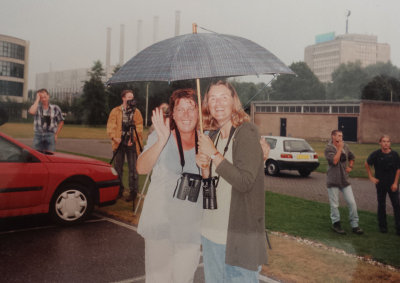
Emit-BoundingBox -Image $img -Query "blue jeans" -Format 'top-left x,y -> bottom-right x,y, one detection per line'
33,132 -> 55,151
327,185 -> 359,228
201,236 -> 259,283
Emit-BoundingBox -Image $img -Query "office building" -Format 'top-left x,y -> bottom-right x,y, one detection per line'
0,34 -> 29,102
304,33 -> 390,82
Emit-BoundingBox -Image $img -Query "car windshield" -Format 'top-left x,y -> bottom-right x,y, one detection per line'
264,138 -> 277,149
283,140 -> 313,152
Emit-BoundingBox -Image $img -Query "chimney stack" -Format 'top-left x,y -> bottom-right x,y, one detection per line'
175,10 -> 180,36
106,27 -> 111,77
137,20 -> 142,54
153,16 -> 159,43
119,24 -> 125,66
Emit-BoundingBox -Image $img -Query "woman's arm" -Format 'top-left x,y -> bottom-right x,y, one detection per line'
216,123 -> 263,193
136,107 -> 170,174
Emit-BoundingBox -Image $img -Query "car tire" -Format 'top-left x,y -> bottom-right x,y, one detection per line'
265,160 -> 279,176
298,169 -> 312,177
50,183 -> 94,225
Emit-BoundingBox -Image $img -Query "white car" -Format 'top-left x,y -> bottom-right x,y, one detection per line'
262,136 -> 320,177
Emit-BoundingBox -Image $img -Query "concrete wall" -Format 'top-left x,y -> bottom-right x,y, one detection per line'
359,101 -> 400,143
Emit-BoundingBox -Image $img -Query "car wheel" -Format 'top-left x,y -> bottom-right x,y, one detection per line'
298,169 -> 311,177
50,183 -> 94,225
265,160 -> 279,176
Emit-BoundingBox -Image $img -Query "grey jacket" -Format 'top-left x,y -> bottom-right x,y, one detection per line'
324,140 -> 355,188
214,122 -> 268,271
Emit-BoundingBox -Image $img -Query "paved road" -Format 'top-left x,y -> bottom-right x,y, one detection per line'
0,214 -> 276,283
18,138 -> 390,215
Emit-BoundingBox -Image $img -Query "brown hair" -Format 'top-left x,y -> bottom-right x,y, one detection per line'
36,88 -> 49,96
331,130 -> 342,136
379,135 -> 390,142
169,88 -> 198,130
121,89 -> 134,98
202,80 -> 249,130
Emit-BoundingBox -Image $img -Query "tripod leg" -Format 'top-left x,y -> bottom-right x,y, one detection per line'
134,171 -> 151,215
265,229 -> 272,249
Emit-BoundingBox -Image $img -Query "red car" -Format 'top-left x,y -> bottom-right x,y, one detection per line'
0,132 -> 120,224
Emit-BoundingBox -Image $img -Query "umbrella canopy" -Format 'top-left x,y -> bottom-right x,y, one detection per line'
107,32 -> 293,84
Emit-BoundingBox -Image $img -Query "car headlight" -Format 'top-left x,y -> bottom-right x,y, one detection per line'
111,167 -> 118,176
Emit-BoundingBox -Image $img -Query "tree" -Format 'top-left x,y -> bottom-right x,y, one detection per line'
327,61 -> 368,100
364,62 -> 400,80
270,62 -> 325,100
82,61 -> 108,125
362,75 -> 400,102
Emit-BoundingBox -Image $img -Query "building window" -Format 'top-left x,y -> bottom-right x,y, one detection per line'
0,61 -> 24,78
256,104 -> 359,114
0,41 -> 25,60
0,80 -> 23,97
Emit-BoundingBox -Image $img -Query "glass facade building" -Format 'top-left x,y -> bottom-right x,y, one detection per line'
0,34 -> 29,101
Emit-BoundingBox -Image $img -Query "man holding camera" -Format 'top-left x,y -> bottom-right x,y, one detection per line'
28,88 -> 64,151
324,130 -> 363,235
107,90 -> 143,202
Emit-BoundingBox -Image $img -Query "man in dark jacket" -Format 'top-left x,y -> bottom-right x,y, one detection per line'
324,130 -> 363,235
365,135 -> 400,235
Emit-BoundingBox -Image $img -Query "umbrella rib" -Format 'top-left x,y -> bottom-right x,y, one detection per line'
214,34 -> 260,77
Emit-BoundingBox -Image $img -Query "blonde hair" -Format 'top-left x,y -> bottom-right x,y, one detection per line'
202,80 -> 249,130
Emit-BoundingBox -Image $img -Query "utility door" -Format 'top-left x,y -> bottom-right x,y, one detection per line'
338,117 -> 357,142
280,118 -> 287,137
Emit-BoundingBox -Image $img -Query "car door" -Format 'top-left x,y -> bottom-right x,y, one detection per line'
0,136 -> 48,213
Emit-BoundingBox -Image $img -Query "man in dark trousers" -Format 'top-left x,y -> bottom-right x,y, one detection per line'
107,90 -> 143,202
365,135 -> 400,235
324,130 -> 363,235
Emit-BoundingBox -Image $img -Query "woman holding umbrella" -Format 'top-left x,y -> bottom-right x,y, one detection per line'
196,80 -> 268,282
136,88 -> 202,283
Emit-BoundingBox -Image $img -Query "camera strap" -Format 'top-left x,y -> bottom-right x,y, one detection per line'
173,128 -> 199,199
210,126 -> 236,187
175,127 -> 199,172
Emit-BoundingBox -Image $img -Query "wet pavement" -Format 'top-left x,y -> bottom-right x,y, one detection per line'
0,214 -> 276,283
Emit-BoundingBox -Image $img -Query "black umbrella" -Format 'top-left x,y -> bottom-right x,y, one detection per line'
108,24 -> 294,131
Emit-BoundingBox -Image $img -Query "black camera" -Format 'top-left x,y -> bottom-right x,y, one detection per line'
174,173 -> 202,202
202,177 -> 218,210
126,99 -> 137,112
340,153 -> 347,162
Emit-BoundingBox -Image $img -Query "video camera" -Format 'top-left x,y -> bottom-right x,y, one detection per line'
126,99 -> 137,111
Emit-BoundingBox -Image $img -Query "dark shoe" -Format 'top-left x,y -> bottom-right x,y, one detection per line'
379,227 -> 388,233
352,227 -> 364,235
332,222 -> 346,235
125,193 -> 137,202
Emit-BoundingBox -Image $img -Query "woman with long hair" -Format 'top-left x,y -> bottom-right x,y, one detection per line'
197,80 -> 268,282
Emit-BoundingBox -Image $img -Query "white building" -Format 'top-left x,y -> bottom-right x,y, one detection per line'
304,33 -> 390,82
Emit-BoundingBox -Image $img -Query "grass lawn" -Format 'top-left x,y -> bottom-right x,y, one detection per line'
266,191 -> 400,267
309,141 -> 400,178
0,122 -> 109,139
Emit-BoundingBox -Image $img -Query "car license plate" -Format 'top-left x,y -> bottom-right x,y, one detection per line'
297,154 -> 310,160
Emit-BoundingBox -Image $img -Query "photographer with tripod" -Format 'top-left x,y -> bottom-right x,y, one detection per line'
107,90 -> 143,202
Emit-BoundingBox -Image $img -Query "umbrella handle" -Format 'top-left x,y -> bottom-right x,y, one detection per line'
196,78 -> 203,133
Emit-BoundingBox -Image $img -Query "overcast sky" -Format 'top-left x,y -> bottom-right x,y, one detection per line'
1,0 -> 399,88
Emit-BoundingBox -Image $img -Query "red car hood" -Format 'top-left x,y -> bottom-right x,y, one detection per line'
43,152 -> 110,166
